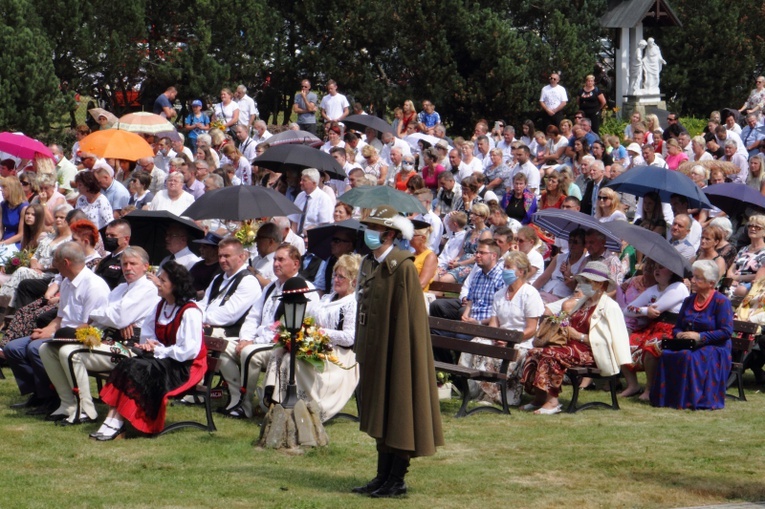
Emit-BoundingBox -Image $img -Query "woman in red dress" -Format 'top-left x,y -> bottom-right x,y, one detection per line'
91,261 -> 206,440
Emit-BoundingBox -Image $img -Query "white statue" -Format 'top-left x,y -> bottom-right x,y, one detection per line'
629,39 -> 647,95
642,37 -> 666,94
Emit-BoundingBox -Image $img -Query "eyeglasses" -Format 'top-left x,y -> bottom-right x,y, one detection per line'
476,250 -> 494,256
333,273 -> 349,281
667,117 -> 676,121
597,195 -> 610,201
549,77 -> 558,82
748,225 -> 763,231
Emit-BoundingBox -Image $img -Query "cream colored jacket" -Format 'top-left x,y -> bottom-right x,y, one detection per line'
586,293 -> 631,376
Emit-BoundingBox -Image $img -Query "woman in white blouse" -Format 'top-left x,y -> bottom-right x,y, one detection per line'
263,254 -> 361,421
620,262 -> 689,400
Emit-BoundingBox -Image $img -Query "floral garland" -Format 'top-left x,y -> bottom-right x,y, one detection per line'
75,325 -> 103,349
3,248 -> 32,274
272,316 -> 342,372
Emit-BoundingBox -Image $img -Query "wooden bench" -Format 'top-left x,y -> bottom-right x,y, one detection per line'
429,316 -> 523,417
429,280 -> 463,298
657,312 -> 759,401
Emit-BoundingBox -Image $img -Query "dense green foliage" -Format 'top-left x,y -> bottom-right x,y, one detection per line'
3,0 -> 765,135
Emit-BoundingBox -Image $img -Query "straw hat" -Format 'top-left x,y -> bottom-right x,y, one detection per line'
575,261 -> 616,292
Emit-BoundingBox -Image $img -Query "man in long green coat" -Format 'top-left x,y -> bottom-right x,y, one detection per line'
353,205 -> 444,498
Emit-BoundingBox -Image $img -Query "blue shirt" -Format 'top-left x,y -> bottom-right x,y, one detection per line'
102,180 -> 131,211
184,113 -> 210,140
417,110 -> 441,128
466,263 -> 505,321
153,94 -> 173,117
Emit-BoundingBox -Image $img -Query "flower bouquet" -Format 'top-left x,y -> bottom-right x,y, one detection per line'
235,220 -> 259,248
209,119 -> 227,134
272,316 -> 342,372
75,325 -> 103,349
3,248 -> 32,274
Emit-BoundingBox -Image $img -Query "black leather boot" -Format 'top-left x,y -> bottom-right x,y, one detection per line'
370,454 -> 409,498
352,451 -> 393,494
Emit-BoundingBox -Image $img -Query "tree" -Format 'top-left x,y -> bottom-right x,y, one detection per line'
0,0 -> 70,134
646,0 -> 765,116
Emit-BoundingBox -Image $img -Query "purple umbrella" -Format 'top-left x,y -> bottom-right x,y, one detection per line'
703,182 -> 765,217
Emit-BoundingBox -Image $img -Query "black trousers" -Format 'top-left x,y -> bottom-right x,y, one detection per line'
16,278 -> 51,309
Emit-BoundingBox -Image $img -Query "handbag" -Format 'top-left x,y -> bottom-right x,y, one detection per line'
532,315 -> 569,348
660,338 -> 697,351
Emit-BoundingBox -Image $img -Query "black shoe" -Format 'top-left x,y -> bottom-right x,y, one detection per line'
56,415 -> 96,427
11,395 -> 42,409
370,480 -> 408,498
90,426 -> 125,441
352,477 -> 386,494
221,406 -> 248,419
44,413 -> 68,422
26,399 -> 60,416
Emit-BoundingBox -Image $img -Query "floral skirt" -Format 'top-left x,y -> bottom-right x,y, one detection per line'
2,298 -> 57,348
627,321 -> 675,371
521,340 -> 594,398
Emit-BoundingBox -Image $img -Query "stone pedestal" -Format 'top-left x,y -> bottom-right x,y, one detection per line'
622,94 -> 667,117
258,400 -> 329,451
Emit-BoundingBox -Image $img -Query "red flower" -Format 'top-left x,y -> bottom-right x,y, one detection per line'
11,258 -> 20,266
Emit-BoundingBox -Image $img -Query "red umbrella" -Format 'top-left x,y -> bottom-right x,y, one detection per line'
0,132 -> 54,160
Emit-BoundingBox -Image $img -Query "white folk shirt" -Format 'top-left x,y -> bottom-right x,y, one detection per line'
57,267 -> 111,328
239,279 -> 319,343
89,275 -> 161,330
199,266 -> 262,327
140,302 -> 203,362
250,252 -> 276,283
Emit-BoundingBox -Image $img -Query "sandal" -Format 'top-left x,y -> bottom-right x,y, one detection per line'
534,405 -> 562,415
520,403 -> 542,412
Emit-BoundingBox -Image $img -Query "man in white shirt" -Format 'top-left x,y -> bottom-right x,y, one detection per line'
158,223 -> 202,271
153,137 -> 172,173
148,172 -> 196,216
475,135 -> 492,169
233,125 -> 258,163
539,72 -> 568,129
413,189 -> 443,254
250,222 -> 282,287
199,238 -> 261,341
5,242 -> 111,415
668,195 -> 702,250
511,145 -> 541,195
272,216 -> 305,255
251,120 -> 272,145
291,168 -> 334,233
668,214 -> 696,260
168,135 -> 194,161
380,131 -> 411,166
722,140 -> 749,184
642,145 -> 668,169
715,125 -> 748,158
40,247 -> 160,425
320,79 -> 350,125
220,244 -> 318,418
234,85 -> 258,131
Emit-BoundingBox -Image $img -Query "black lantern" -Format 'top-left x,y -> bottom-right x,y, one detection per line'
279,276 -> 311,409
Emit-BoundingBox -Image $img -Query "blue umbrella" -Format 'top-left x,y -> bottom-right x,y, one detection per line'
703,182 -> 765,217
604,166 -> 713,210
531,209 -> 622,252
604,221 -> 691,278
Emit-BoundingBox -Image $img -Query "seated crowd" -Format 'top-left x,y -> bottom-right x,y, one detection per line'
1,82 -> 764,439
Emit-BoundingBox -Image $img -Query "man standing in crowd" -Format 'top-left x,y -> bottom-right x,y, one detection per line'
320,80 -> 350,125
293,79 -> 318,134
234,85 -> 258,133
539,73 -> 568,129
153,86 -> 177,119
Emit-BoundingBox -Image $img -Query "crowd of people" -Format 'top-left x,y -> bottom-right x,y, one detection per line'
1,72 -> 764,497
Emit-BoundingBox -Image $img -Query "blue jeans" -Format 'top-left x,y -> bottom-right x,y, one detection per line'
4,336 -> 54,398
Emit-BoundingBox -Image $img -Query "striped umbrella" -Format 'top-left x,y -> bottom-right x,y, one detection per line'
116,112 -> 175,135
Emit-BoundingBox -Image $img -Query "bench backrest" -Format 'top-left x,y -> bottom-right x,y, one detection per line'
429,316 -> 523,361
657,312 -> 759,353
202,335 -> 227,384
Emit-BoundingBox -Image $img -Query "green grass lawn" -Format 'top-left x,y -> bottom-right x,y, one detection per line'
1,370 -> 764,509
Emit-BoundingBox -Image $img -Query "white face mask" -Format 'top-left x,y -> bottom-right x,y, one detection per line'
578,283 -> 596,297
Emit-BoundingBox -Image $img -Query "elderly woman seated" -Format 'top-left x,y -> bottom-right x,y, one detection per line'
263,254 -> 360,421
520,261 -> 631,415
650,260 -> 734,410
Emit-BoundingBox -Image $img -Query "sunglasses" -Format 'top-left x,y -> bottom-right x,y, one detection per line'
20,181 -> 30,186
597,195 -> 610,200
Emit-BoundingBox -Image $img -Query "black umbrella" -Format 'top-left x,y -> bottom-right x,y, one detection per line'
605,166 -> 713,210
342,114 -> 394,135
122,210 -> 205,265
306,219 -> 370,260
604,221 -> 691,278
182,185 -> 301,221
531,209 -> 622,252
252,144 -> 346,180
703,182 -> 765,217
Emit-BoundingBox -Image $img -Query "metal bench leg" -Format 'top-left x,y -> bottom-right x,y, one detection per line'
608,375 -> 620,410
566,373 -> 582,413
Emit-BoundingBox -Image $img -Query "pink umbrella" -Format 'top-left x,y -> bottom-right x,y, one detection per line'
0,132 -> 54,160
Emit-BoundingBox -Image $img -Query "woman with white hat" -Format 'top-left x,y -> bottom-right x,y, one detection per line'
521,260 -> 631,414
